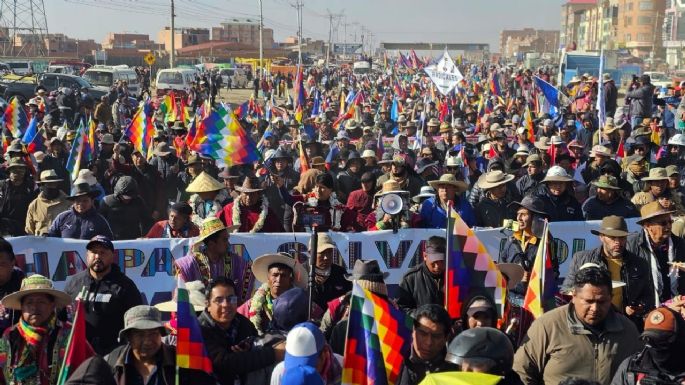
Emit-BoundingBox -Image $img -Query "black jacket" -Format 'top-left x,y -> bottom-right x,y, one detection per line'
532,184 -> 583,222
64,264 -> 143,355
475,194 -> 514,228
397,263 -> 444,317
397,348 -> 458,385
516,172 -> 544,198
310,264 -> 351,311
105,344 -> 215,385
0,268 -> 24,334
562,246 -> 652,319
581,196 -> 640,220
0,179 -> 37,236
336,169 -> 362,203
625,232 -> 685,306
100,176 -> 153,240
198,311 -> 276,385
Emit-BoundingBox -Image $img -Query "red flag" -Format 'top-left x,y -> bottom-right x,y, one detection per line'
615,139 -> 625,159
547,143 -> 556,166
488,145 -> 497,159
56,294 -> 95,385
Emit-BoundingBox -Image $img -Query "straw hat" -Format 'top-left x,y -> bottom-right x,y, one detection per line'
252,253 -> 308,288
427,118 -> 440,127
534,137 -> 550,150
234,176 -> 264,193
590,145 -> 611,158
154,142 -> 172,156
476,170 -> 515,190
155,281 -> 207,312
375,179 -> 407,196
439,122 -> 452,133
361,149 -> 376,159
428,174 -> 468,193
192,217 -> 237,251
186,172 -> 224,193
637,201 -> 675,225
2,274 -> 72,310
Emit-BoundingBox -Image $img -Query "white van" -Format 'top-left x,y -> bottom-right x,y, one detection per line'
7,61 -> 35,75
219,67 -> 248,88
82,65 -> 141,97
155,68 -> 197,95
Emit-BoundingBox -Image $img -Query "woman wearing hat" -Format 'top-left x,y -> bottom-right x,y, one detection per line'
0,275 -> 72,385
186,171 -> 231,228
216,176 -> 283,233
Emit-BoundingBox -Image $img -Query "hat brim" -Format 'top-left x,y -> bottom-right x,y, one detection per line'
252,254 -> 308,288
154,300 -> 205,312
191,224 -> 239,251
412,193 -> 435,203
37,178 -> 64,184
507,201 -> 548,216
477,174 -> 515,190
234,186 -> 264,193
67,191 -> 99,200
2,288 -> 72,310
590,228 -> 630,237
428,179 -> 468,193
591,182 -> 621,190
155,150 -> 172,156
118,320 -> 167,342
642,176 -> 669,182
636,210 -> 676,225
542,175 -> 574,183
497,263 -> 524,290
344,272 -> 390,281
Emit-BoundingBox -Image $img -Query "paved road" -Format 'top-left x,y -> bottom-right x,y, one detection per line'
214,87 -> 292,106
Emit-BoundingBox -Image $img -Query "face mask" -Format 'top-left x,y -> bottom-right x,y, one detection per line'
40,186 -> 60,200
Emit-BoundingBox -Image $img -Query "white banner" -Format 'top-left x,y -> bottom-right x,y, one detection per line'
6,219 -> 640,304
424,50 -> 463,96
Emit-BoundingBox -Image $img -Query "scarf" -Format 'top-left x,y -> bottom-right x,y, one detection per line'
248,283 -> 274,334
194,251 -> 231,286
644,231 -> 676,307
14,316 -> 57,384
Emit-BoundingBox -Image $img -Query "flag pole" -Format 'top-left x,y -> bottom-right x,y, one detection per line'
308,225 -> 319,320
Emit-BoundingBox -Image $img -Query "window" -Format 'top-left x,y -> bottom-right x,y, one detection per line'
625,16 -> 633,25
637,32 -> 652,41
638,16 -> 653,25
625,33 -> 632,41
639,1 -> 653,10
627,2 -> 634,10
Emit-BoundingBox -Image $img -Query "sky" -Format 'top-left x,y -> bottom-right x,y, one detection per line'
46,0 -> 563,52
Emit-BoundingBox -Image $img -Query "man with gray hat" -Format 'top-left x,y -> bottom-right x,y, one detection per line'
105,305 -> 214,385
25,170 -> 72,235
582,175 -> 639,220
563,215 -> 651,324
0,158 -> 37,236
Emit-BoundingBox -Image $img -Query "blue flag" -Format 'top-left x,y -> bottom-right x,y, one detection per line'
533,76 -> 560,108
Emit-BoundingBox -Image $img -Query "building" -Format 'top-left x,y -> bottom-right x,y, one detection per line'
103,33 -> 158,50
662,0 -> 685,66
561,0 -> 598,50
211,18 -> 274,48
616,0 -> 666,58
158,27 -> 211,52
499,28 -> 560,58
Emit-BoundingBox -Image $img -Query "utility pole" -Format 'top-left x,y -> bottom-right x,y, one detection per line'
258,0 -> 263,78
326,12 -> 333,67
170,0 -> 175,68
293,0 -> 303,66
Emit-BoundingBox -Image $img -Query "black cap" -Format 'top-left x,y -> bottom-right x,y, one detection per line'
86,235 -> 114,252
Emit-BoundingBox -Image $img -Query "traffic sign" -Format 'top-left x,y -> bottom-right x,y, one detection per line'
144,53 -> 155,66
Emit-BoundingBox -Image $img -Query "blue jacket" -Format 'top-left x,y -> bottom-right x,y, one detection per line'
48,206 -> 113,240
419,196 -> 475,228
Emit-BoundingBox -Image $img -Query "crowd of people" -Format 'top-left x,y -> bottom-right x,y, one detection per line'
0,58 -> 683,385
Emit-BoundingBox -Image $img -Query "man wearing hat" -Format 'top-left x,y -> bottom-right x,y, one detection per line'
217,176 -> 283,233
0,274 -> 72,385
145,201 -> 200,238
105,305 -> 214,385
626,74 -> 654,128
563,216 -> 651,323
376,154 -> 424,198
48,182 -> 113,239
515,154 -> 544,198
345,171 -> 377,231
25,170 -> 71,236
0,158 -> 37,236
435,122 -> 452,157
626,201 -> 685,308
186,171 -> 231,228
420,174 -> 474,227
177,218 -> 247,310
532,166 -> 583,222
292,173 -> 356,232
612,307 -> 685,384
64,235 -> 143,355
631,167 -> 673,210
149,142 -> 182,203
175,153 -> 204,202
309,233 -> 351,311
336,151 -> 364,203
475,170 -> 516,228
582,175 -> 640,220
326,260 -> 390,355
240,252 -> 308,335
397,236 -> 447,317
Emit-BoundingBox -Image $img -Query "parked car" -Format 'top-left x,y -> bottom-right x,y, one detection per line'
219,67 -> 248,88
0,73 -> 108,103
7,61 -> 35,75
83,65 -> 141,97
155,68 -> 197,96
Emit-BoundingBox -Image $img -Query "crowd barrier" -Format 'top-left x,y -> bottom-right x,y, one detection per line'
6,218 -> 640,305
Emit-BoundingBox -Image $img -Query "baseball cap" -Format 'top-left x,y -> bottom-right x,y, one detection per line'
466,298 -> 495,317
284,322 -> 325,369
281,365 -> 324,385
86,235 -> 114,251
642,307 -> 678,340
